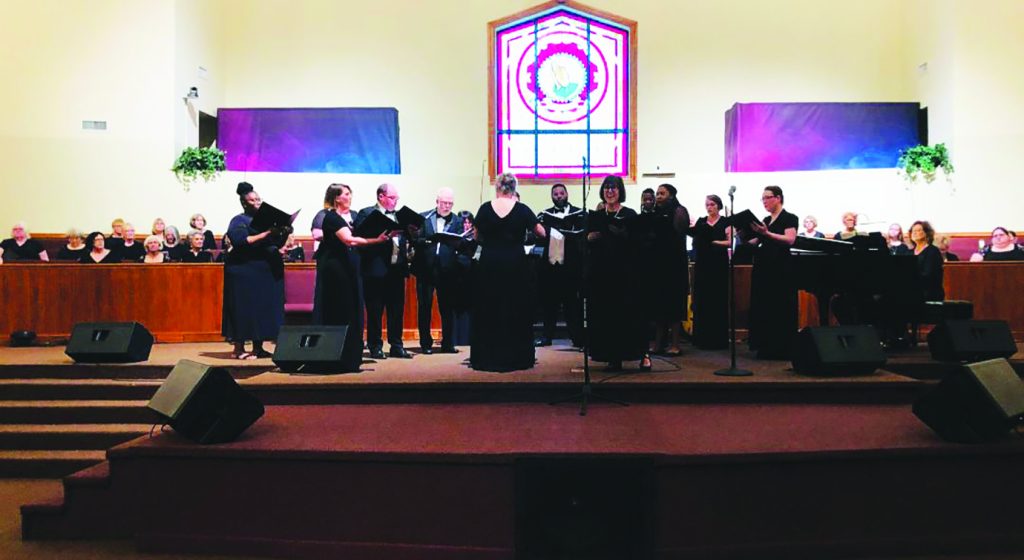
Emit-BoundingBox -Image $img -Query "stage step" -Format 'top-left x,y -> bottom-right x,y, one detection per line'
0,450 -> 106,478
0,424 -> 149,450
0,400 -> 155,424
0,378 -> 162,400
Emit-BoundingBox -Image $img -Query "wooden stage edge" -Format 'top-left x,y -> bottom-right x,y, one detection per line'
2,262 -> 1023,343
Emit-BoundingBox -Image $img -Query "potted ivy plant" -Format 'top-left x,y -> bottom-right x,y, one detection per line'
897,143 -> 954,183
172,146 -> 227,190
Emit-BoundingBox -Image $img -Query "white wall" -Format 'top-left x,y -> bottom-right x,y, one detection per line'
0,0 -> 1020,235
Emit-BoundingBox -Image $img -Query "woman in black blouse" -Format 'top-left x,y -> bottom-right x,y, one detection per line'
189,213 -> 218,252
973,227 -> 1024,261
748,186 -> 798,360
909,220 -> 944,301
163,226 -> 186,261
1,223 -> 49,261
56,229 -> 88,261
80,232 -> 119,264
180,230 -> 214,263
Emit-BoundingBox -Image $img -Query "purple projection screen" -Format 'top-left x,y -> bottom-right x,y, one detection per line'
218,108 -> 400,174
724,102 -> 922,172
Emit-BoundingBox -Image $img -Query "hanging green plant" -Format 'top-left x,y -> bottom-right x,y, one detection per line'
172,146 -> 226,190
897,143 -> 954,183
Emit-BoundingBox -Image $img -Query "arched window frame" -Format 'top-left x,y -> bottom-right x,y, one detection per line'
488,1 -> 638,184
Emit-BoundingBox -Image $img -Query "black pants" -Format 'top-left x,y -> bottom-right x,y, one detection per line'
417,272 -> 456,349
364,269 -> 406,351
539,263 -> 583,344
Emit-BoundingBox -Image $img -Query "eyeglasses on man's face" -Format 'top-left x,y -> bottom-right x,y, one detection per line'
761,195 -> 778,201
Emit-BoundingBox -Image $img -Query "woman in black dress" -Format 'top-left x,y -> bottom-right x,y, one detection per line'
587,175 -> 650,371
1,223 -> 49,261
470,173 -> 545,372
978,227 -> 1024,261
450,211 -> 477,346
691,194 -> 731,350
649,183 -> 690,356
222,182 -> 285,360
313,184 -> 390,372
748,185 -> 798,360
909,221 -> 945,301
79,232 -> 120,264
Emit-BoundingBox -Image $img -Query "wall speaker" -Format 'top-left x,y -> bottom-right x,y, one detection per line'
792,326 -> 887,376
272,325 -> 349,373
927,320 -> 1016,362
65,322 -> 153,363
913,358 -> 1024,443
148,359 -> 264,444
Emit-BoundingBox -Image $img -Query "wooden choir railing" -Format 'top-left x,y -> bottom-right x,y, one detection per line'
0,262 -> 1021,344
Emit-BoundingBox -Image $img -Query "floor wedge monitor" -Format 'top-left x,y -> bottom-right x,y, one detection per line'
913,358 -> 1024,443
148,359 -> 264,444
792,326 -> 886,376
272,325 -> 350,374
65,322 -> 153,363
927,320 -> 1016,362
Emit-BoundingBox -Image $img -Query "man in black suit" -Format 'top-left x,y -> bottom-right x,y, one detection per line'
535,183 -> 585,347
353,183 -> 413,359
411,187 -> 464,354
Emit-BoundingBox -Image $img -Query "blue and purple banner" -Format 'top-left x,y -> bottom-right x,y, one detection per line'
724,102 -> 922,172
218,108 -> 401,174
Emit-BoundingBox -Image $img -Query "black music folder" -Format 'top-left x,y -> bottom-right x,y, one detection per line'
353,211 -> 402,238
539,209 -> 586,234
730,209 -> 764,239
429,230 -> 473,248
395,206 -> 426,229
250,203 -> 300,233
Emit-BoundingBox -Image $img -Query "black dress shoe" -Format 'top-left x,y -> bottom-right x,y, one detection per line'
369,349 -> 387,360
534,337 -> 552,347
389,346 -> 413,359
438,346 -> 459,354
420,347 -> 434,355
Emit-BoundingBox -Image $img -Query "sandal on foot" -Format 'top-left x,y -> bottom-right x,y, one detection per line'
232,352 -> 257,360
639,353 -> 652,371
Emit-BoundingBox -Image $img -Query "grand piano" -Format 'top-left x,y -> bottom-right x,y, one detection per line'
791,234 -> 921,327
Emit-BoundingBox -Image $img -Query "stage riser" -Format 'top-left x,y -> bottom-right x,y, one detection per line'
0,405 -> 156,425
0,432 -> 144,451
0,365 -> 261,380
0,383 -> 160,401
24,453 -> 1024,559
0,458 -> 103,479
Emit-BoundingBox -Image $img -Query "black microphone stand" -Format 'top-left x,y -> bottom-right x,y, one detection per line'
714,187 -> 753,377
551,157 -> 629,415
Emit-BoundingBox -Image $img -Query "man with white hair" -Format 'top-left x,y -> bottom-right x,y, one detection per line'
411,187 -> 463,354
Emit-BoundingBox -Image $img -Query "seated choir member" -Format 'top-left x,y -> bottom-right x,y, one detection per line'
281,235 -> 305,263
833,211 -> 859,240
56,229 -> 88,261
141,234 -> 170,263
80,231 -> 119,264
1,222 -> 49,261
119,223 -> 146,262
180,230 -> 214,263
800,215 -> 825,238
936,236 -> 960,261
189,213 -> 218,251
909,220 -> 944,301
215,235 -> 232,262
971,227 -> 1024,261
887,223 -> 912,255
163,226 -> 186,261
107,218 -> 126,254
151,217 -> 167,238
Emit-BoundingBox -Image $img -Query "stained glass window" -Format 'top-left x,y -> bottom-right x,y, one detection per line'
490,2 -> 636,181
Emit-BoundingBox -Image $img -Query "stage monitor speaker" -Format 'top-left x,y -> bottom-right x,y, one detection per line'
927,320 -> 1016,362
148,359 -> 264,444
912,358 -> 1024,443
65,322 -> 153,363
792,326 -> 887,376
272,325 -> 349,373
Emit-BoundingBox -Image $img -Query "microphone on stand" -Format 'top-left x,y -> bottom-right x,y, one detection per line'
728,185 -> 737,196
